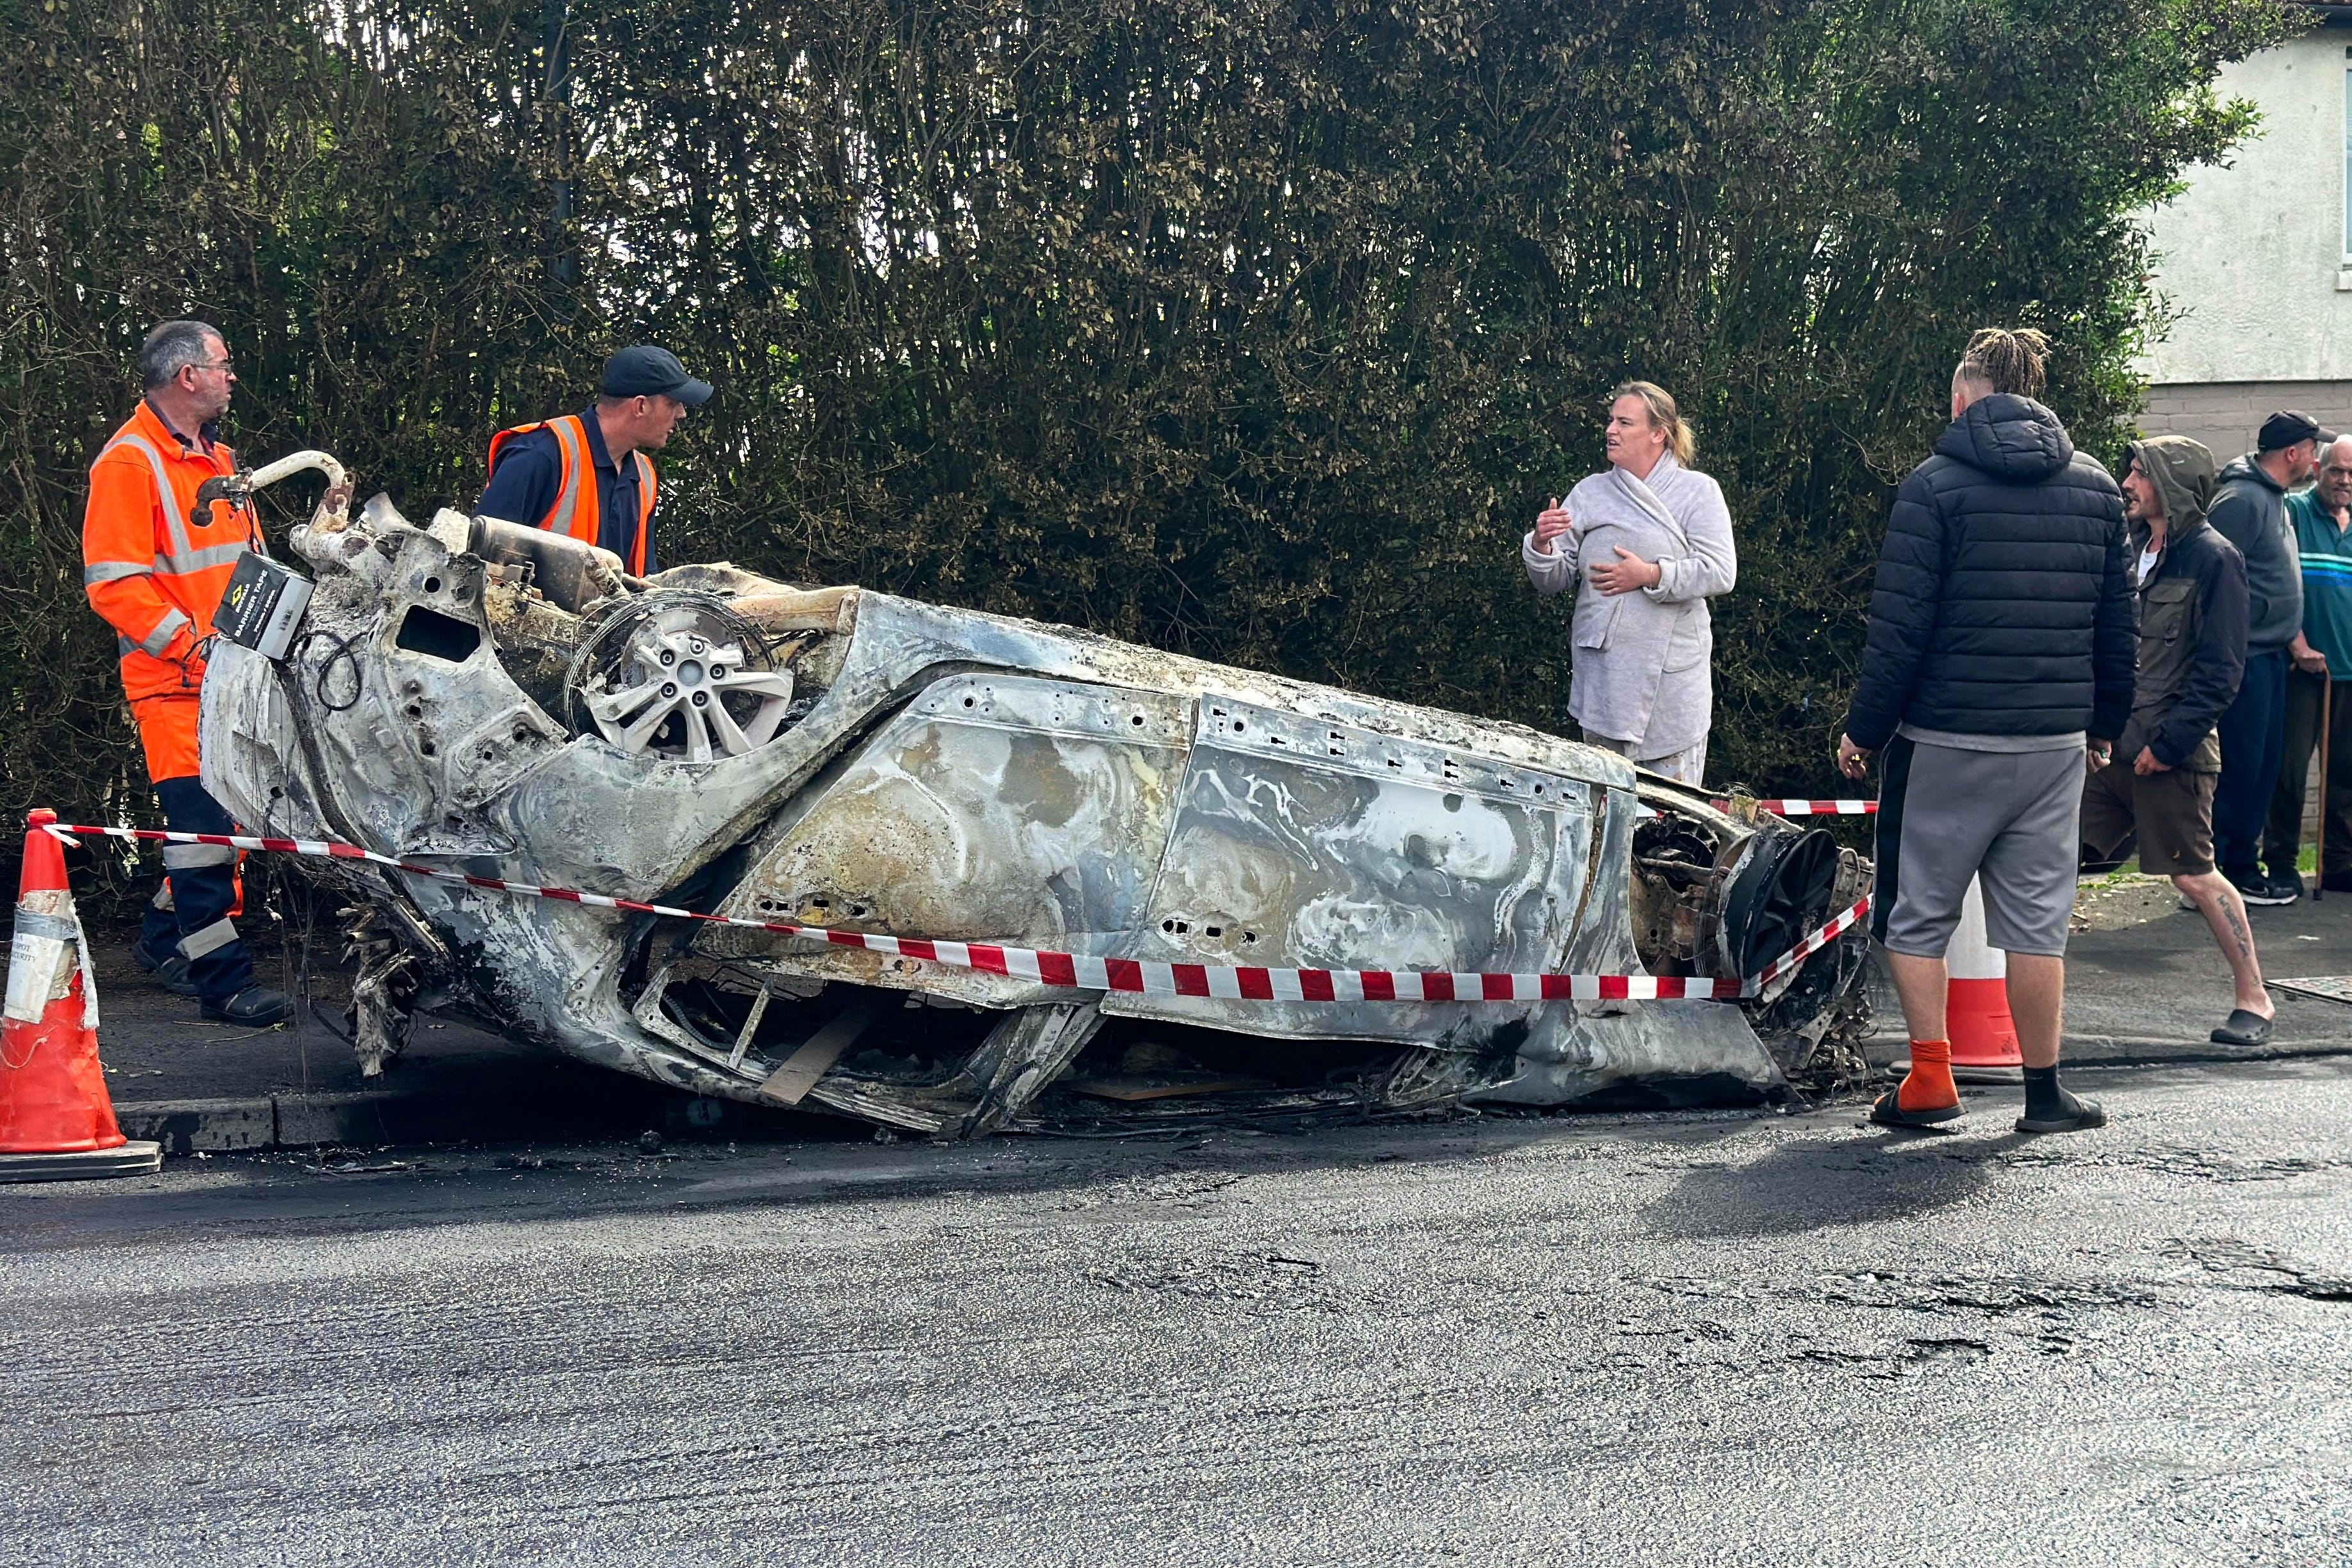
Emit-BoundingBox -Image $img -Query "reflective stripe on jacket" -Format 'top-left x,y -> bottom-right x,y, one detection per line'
485,414 -> 656,575
81,400 -> 255,704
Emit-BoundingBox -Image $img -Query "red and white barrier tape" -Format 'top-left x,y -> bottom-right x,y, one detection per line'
1715,798 -> 1878,816
36,820 -> 1867,1003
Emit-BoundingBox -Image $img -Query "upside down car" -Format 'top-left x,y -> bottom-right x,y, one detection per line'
195,457 -> 1872,1137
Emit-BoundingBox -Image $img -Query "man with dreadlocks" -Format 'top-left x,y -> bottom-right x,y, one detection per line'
1837,328 -> 2136,1135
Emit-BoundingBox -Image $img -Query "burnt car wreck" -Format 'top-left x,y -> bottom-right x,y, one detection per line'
198,466 -> 1871,1138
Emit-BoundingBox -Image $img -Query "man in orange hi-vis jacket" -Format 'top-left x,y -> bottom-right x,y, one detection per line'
81,319 -> 301,1027
476,345 -> 711,576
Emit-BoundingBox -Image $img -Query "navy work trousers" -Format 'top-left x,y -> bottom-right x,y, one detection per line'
136,775 -> 255,1003
2214,645 -> 2287,873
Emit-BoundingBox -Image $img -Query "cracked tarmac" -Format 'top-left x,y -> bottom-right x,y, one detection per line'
3,1057 -> 2349,1565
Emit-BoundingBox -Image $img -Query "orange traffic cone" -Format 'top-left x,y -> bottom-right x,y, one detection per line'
1,809 -> 161,1181
1948,875 -> 2024,1083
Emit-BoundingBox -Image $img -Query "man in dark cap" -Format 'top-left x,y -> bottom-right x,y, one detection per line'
2206,408 -> 2321,905
477,346 -> 713,576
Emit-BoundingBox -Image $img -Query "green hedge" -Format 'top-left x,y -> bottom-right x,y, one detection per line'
0,0 -> 2289,902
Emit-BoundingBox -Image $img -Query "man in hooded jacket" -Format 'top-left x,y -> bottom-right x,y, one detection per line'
1837,327 -> 2132,1137
2081,435 -> 2275,1047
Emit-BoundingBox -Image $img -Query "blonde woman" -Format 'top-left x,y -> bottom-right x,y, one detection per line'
1521,382 -> 1738,784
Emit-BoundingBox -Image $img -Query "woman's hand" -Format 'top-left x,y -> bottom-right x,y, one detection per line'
1532,497 -> 1573,556
1587,546 -> 1662,595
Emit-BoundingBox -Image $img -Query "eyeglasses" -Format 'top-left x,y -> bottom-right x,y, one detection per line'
187,359 -> 234,376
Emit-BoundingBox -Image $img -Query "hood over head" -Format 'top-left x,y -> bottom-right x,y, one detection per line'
1932,392 -> 2075,482
2130,436 -> 2218,533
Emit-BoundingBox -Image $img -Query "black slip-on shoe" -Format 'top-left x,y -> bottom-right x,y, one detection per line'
1869,1090 -> 1963,1129
2322,870 -> 2352,894
2210,1008 -> 2275,1049
2016,1097 -> 2107,1135
2226,865 -> 2293,906
200,985 -> 291,1028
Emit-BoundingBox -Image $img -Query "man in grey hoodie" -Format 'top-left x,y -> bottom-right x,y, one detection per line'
2207,410 -> 2322,904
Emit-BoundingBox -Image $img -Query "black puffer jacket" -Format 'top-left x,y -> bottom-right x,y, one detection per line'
1842,394 -> 2136,750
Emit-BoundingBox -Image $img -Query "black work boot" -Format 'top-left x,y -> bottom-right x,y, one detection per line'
201,985 -> 291,1028
131,937 -> 199,998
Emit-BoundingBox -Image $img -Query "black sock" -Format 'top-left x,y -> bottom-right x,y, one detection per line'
2023,1065 -> 2072,1120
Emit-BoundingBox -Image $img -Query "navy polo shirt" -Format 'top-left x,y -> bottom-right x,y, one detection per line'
476,408 -> 654,571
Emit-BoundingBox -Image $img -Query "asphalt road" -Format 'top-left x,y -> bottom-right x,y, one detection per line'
6,1059 -> 2351,1567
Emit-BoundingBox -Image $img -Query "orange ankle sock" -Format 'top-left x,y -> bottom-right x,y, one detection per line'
1899,1039 -> 1958,1112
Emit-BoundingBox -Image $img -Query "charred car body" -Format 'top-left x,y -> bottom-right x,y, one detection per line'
198,465 -> 1870,1136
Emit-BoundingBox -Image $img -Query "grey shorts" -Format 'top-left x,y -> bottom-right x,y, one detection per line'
1874,736 -> 2084,958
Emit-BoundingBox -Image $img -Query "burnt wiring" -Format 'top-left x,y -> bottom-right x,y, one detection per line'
289,627 -> 366,713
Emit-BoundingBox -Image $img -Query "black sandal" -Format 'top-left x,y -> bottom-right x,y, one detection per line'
2015,1096 -> 2107,1135
1869,1090 -> 1963,1129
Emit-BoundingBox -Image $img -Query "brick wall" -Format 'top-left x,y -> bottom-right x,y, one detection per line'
2141,382 -> 2352,862
2139,380 -> 2352,462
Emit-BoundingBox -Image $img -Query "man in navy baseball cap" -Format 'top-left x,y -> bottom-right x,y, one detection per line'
2206,407 -> 2323,904
476,344 -> 713,575
599,344 -> 714,406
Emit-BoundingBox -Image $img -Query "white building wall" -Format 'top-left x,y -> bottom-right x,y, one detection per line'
2136,28 -> 2352,457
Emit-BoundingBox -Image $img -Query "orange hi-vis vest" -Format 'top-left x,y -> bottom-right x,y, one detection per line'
485,414 -> 656,576
81,400 -> 257,705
